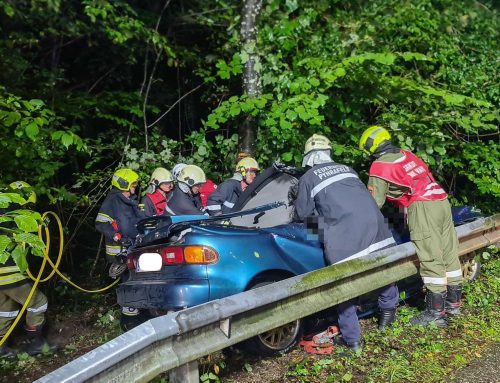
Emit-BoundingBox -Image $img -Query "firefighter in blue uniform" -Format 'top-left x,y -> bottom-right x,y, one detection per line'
206,157 -> 260,216
295,134 -> 399,351
95,168 -> 146,321
166,165 -> 207,216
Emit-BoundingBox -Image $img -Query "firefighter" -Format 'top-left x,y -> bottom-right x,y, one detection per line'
206,157 -> 260,216
295,134 -> 398,351
173,162 -> 217,210
166,165 -> 207,215
95,168 -> 146,320
142,167 -> 174,217
0,182 -> 56,357
359,125 -> 462,327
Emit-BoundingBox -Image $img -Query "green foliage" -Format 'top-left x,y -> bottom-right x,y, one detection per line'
0,0 -> 498,278
0,193 -> 45,272
82,0 -> 175,58
0,86 -> 86,201
463,247 -> 499,308
203,0 -> 499,210
96,308 -> 120,329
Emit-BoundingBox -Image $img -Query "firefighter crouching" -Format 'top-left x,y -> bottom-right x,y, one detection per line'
359,125 -> 463,327
95,168 -> 146,320
0,182 -> 56,358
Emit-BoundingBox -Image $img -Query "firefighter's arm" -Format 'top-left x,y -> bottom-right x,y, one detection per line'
205,182 -> 230,215
95,212 -> 120,242
367,176 -> 388,209
294,178 -> 315,220
140,197 -> 155,217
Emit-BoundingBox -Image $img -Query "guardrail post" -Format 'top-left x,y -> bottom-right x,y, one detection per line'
169,361 -> 199,383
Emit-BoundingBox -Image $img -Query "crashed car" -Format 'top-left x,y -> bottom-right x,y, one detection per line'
117,164 -> 481,354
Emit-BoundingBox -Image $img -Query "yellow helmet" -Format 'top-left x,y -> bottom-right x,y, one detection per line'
9,181 -> 37,204
112,168 -> 139,191
150,167 -> 173,185
235,157 -> 260,177
177,165 -> 206,187
359,125 -> 392,154
304,134 -> 331,155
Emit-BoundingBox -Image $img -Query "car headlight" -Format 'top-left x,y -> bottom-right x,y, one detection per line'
137,252 -> 163,272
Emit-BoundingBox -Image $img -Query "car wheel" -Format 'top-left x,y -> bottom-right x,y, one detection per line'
462,257 -> 481,282
119,310 -> 151,332
243,280 -> 303,356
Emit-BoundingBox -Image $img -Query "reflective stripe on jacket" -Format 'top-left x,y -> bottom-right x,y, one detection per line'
206,178 -> 241,216
0,263 -> 27,289
95,189 -> 146,258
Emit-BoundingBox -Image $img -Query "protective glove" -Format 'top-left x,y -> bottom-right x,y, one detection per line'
108,260 -> 128,279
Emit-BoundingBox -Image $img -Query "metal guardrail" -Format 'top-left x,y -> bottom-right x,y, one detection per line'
37,214 -> 499,383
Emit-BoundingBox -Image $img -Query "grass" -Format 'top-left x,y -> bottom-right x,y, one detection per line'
283,254 -> 499,383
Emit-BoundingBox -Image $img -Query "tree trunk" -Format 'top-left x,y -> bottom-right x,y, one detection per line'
238,0 -> 262,159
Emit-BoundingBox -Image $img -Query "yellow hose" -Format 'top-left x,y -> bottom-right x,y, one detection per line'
0,211 -> 120,347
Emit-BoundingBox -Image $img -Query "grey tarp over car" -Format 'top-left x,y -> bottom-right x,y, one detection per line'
230,164 -> 301,228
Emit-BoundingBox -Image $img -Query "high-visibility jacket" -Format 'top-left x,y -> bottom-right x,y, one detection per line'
0,259 -> 28,290
369,150 -> 448,208
199,179 -> 217,207
142,190 -> 168,216
95,189 -> 146,260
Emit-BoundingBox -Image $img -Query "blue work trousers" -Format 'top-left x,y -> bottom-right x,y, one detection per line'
337,283 -> 399,344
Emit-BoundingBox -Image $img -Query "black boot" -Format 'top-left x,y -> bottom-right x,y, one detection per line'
332,335 -> 363,352
378,308 -> 397,330
0,344 -> 17,359
445,284 -> 462,316
24,327 -> 57,356
410,291 -> 447,327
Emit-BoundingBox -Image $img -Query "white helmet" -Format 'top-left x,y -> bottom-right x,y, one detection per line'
177,165 -> 206,187
150,167 -> 173,185
172,163 -> 187,180
304,134 -> 331,155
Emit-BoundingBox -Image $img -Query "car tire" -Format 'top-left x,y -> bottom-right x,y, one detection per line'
242,280 -> 303,356
119,310 -> 151,332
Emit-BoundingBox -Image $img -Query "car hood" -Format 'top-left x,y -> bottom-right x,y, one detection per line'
134,201 -> 286,248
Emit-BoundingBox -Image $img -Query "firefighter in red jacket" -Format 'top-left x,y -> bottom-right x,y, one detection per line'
359,125 -> 463,327
142,168 -> 174,217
